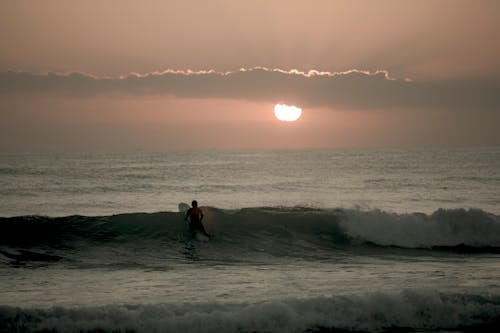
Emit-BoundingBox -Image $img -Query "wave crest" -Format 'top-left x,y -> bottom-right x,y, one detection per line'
340,207 -> 500,248
1,207 -> 499,253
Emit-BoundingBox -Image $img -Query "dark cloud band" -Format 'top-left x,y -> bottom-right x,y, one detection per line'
1,68 -> 498,110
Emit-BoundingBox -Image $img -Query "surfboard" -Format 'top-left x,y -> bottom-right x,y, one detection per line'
178,202 -> 190,213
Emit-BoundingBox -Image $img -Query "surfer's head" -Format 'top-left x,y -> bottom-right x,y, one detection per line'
192,200 -> 198,207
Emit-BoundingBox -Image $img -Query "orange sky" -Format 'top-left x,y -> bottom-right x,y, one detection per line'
0,1 -> 499,151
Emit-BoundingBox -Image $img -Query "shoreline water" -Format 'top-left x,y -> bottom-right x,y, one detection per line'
1,148 -> 499,332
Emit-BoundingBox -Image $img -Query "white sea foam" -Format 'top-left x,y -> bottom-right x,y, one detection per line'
1,291 -> 499,333
340,208 -> 500,248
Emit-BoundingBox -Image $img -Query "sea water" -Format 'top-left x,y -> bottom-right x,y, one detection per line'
1,148 -> 500,332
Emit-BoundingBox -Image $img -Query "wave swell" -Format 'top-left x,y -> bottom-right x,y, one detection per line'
1,207 -> 500,257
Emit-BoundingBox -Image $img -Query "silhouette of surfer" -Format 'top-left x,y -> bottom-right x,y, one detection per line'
184,200 -> 209,237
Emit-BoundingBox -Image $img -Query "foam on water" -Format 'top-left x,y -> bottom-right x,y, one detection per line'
340,207 -> 500,248
1,291 -> 499,333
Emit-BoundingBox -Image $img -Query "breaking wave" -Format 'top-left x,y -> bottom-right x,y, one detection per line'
1,290 -> 499,333
1,206 -> 500,260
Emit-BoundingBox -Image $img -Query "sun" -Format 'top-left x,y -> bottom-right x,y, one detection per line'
274,104 -> 302,122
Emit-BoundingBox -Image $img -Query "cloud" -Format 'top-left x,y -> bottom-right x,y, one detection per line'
1,68 -> 499,110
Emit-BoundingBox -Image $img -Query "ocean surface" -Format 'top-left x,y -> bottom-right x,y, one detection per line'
1,148 -> 500,333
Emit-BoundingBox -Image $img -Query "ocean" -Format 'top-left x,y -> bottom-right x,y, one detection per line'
1,148 -> 500,333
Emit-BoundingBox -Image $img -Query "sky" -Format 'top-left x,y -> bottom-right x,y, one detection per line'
1,0 -> 499,151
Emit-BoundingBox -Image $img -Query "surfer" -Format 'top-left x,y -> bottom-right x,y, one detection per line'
184,200 -> 209,237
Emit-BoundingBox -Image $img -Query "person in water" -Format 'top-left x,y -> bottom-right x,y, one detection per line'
185,200 -> 209,236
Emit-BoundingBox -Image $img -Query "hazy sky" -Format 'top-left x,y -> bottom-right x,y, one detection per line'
1,0 -> 499,151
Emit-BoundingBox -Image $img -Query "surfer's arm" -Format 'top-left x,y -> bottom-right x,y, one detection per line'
184,208 -> 191,221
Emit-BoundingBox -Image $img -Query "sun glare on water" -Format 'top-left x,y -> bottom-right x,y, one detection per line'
274,104 -> 302,122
